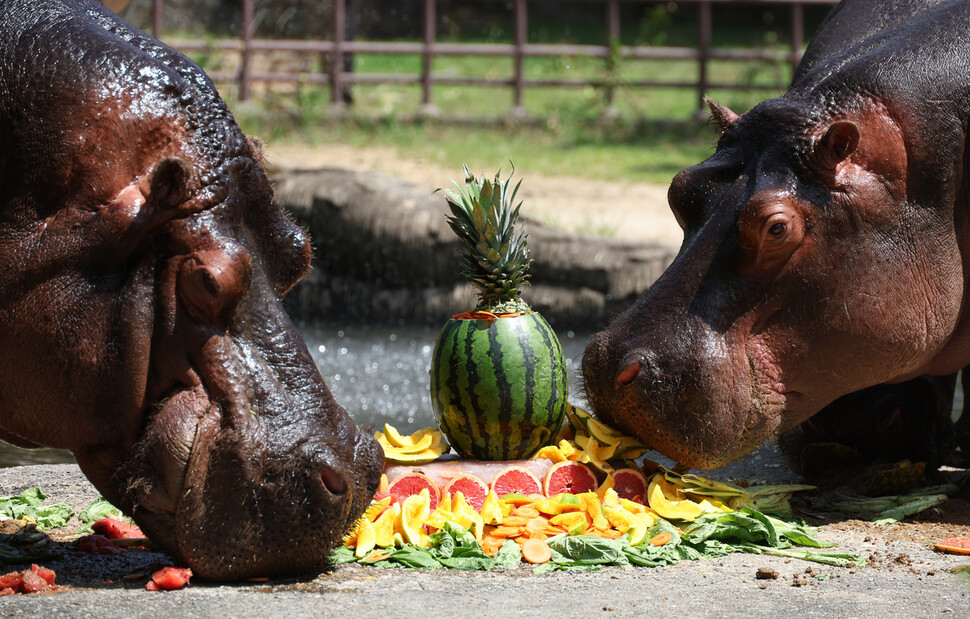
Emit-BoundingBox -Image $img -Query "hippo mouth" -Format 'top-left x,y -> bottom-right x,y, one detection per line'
584,328 -> 803,470
116,377 -> 381,580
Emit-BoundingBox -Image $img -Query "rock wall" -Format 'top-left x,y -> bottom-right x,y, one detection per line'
273,168 -> 678,329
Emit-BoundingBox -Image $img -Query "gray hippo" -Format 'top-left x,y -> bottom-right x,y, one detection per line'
0,0 -> 383,579
583,0 -> 969,471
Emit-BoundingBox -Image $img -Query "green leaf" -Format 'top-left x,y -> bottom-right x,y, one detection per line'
329,545 -> 357,564
430,530 -> 455,559
0,488 -> 74,531
548,535 -> 628,566
76,498 -> 125,535
386,545 -> 443,569
740,543 -> 865,568
438,546 -> 495,571
443,521 -> 480,547
494,539 -> 522,567
532,561 -> 565,574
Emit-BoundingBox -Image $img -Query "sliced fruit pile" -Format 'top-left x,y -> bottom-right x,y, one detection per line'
339,459 -> 852,569
537,403 -> 650,473
346,462 -> 654,558
376,425 -> 448,465
352,414 -> 853,570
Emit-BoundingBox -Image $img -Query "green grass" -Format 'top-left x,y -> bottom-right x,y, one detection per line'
188,32 -> 794,185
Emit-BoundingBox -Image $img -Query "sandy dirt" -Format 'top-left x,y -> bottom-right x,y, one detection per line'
262,143 -> 685,246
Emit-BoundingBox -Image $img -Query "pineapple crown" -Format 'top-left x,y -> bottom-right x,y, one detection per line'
440,164 -> 532,313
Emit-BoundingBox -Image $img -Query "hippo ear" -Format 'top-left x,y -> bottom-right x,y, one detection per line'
147,158 -> 192,210
705,96 -> 740,134
815,120 -> 860,171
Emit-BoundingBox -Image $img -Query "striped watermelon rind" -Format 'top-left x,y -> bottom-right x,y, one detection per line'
430,312 -> 568,460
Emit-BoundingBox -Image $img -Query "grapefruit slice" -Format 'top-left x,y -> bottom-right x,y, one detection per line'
936,536 -> 970,555
543,461 -> 598,496
612,468 -> 648,503
387,472 -> 440,511
441,474 -> 489,512
490,465 -> 543,498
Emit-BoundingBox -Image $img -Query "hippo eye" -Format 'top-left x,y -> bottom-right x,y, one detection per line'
768,222 -> 787,237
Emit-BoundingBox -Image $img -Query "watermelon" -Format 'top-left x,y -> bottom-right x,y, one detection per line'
430,312 -> 568,460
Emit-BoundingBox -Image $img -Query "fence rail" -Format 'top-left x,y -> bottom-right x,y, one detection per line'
148,0 -> 837,115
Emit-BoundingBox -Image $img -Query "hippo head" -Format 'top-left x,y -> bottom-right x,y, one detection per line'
0,1 -> 382,579
583,93 -> 967,469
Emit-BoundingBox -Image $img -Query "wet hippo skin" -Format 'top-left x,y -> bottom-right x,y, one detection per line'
0,0 -> 383,579
583,0 -> 970,471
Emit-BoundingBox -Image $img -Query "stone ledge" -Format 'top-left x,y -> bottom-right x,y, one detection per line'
273,167 -> 678,328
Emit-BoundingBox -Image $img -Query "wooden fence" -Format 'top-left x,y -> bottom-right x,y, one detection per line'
148,0 -> 838,114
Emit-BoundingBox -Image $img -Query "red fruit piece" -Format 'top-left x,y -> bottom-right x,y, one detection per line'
30,565 -> 56,586
77,534 -> 124,554
441,474 -> 489,512
612,467 -> 649,503
93,517 -> 145,539
19,569 -> 47,594
491,465 -> 543,497
0,572 -> 23,591
936,537 -> 970,555
387,472 -> 441,511
146,566 -> 193,591
0,565 -> 57,595
543,461 -> 598,496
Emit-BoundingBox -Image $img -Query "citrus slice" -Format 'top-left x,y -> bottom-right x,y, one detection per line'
936,536 -> 970,555
490,465 -> 543,497
543,461 -> 598,496
441,474 -> 489,512
387,472 -> 440,511
612,468 -> 648,503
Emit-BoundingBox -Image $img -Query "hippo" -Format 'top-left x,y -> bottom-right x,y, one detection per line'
0,0 -> 383,579
583,0 -> 970,471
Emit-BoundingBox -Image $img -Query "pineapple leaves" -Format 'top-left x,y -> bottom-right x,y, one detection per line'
440,165 -> 533,312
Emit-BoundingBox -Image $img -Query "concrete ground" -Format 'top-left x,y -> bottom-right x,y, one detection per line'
1,444 -> 968,618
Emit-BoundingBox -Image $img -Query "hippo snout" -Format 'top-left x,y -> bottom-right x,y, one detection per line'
117,406 -> 383,581
317,429 -> 385,499
583,308 -> 774,470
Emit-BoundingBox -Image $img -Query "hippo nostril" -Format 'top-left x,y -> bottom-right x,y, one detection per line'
616,359 -> 641,387
320,465 -> 348,495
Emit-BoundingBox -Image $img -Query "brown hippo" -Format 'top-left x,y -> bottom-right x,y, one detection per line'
583,0 -> 969,471
0,0 -> 383,579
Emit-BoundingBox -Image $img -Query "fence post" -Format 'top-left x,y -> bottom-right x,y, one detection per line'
605,0 -> 620,109
790,2 -> 804,77
697,1 -> 711,114
152,0 -> 162,37
512,0 -> 527,115
331,0 -> 346,106
239,0 -> 253,101
419,0 -> 440,116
